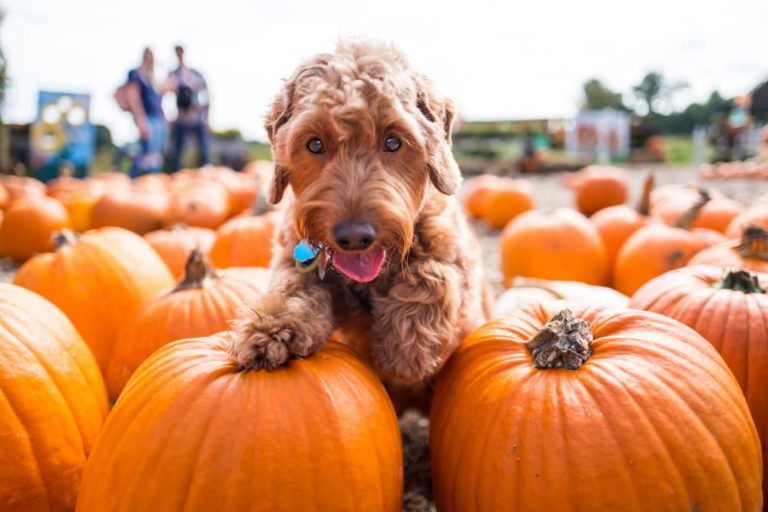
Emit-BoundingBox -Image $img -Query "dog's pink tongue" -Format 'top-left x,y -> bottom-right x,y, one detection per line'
332,249 -> 386,282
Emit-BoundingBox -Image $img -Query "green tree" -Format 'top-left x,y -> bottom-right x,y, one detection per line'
633,71 -> 688,115
581,79 -> 626,111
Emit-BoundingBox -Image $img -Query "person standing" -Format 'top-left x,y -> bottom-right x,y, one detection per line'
126,48 -> 165,177
166,45 -> 210,171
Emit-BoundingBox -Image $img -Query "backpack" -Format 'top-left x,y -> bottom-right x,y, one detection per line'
176,83 -> 195,111
114,81 -> 136,112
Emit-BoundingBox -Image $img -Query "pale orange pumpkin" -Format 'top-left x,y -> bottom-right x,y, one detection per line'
0,283 -> 108,512
430,304 -> 762,511
105,249 -> 267,398
78,335 -> 403,511
0,196 -> 72,261
144,225 -> 217,279
0,175 -> 46,203
500,208 -> 609,287
209,211 -> 278,268
688,225 -> 768,272
13,228 -> 175,373
726,205 -> 768,239
631,266 -> 768,499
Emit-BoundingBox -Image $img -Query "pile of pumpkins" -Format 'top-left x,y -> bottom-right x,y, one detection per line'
1,162 -> 768,511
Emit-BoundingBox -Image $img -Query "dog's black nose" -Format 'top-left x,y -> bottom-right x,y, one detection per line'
333,220 -> 376,251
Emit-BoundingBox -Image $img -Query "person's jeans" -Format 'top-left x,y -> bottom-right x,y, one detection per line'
130,115 -> 165,178
171,122 -> 211,171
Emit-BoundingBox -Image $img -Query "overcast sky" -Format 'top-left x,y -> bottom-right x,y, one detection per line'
2,0 -> 767,144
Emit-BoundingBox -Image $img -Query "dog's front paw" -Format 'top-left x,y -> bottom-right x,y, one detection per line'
230,322 -> 293,371
231,297 -> 331,371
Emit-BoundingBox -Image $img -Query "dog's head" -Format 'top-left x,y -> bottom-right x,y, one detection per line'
264,40 -> 461,282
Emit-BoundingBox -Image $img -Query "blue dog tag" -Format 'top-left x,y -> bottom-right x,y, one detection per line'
293,240 -> 320,263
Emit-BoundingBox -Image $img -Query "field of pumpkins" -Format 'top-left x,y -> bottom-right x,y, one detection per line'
0,161 -> 767,512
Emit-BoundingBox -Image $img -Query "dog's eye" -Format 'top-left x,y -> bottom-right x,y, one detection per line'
306,138 -> 325,155
384,136 -> 402,152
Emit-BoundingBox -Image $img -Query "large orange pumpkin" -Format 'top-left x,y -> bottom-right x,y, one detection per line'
651,186 -> 742,233
78,335 -> 403,512
0,283 -> 108,512
688,225 -> 768,272
144,225 -> 217,279
566,165 -> 628,216
105,249 -> 268,399
613,192 -> 725,295
209,211 -> 278,268
590,173 -> 655,271
630,266 -> 768,500
90,187 -> 170,235
500,208 -> 609,287
0,196 -> 72,261
13,228 -> 175,373
430,304 -> 762,511
482,178 -> 535,229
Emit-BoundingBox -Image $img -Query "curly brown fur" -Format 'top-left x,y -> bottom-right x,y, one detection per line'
232,39 -> 490,388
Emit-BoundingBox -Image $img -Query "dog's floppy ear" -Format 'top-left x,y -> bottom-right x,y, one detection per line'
264,54 -> 333,204
414,73 -> 462,196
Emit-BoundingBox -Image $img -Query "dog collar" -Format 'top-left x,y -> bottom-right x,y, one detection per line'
293,240 -> 331,279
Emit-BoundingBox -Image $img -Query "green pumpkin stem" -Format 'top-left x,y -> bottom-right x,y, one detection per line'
52,230 -> 80,248
174,248 -> 217,292
673,188 -> 710,230
714,269 -> 766,294
636,172 -> 655,216
736,226 -> 768,261
525,309 -> 593,370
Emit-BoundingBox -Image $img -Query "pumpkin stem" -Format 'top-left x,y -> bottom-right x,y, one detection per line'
174,248 -> 217,291
525,309 -> 593,370
635,172 -> 654,216
673,189 -> 710,230
714,269 -> 766,294
52,230 -> 80,248
736,226 -> 768,261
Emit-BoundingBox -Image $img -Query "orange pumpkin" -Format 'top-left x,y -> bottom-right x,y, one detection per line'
566,165 -> 628,216
78,336 -> 403,511
13,228 -> 175,373
613,192 -> 726,295
106,250 -> 268,398
0,196 -> 72,261
482,178 -> 535,229
167,181 -> 231,229
590,173 -> 655,271
0,175 -> 46,203
463,174 -> 500,220
198,166 -> 261,215
144,225 -> 217,279
48,180 -> 104,233
650,184 -> 741,233
726,205 -> 768,239
0,283 -> 108,512
630,266 -> 768,499
500,208 -> 609,287
688,225 -> 768,272
90,187 -> 170,235
0,183 -> 9,210
430,304 -> 762,511
209,211 -> 278,268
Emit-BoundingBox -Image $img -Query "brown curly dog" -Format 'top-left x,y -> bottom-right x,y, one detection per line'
231,40 -> 490,394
